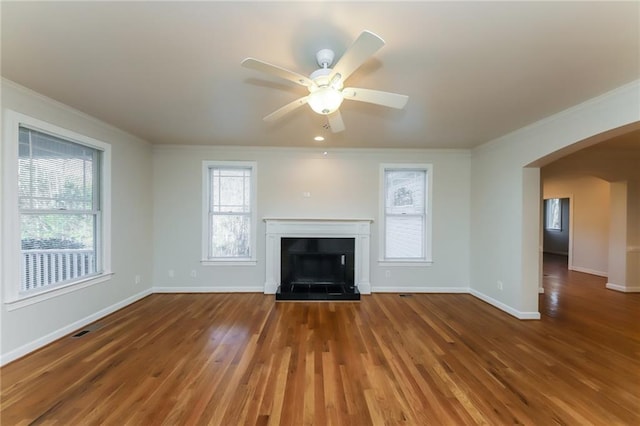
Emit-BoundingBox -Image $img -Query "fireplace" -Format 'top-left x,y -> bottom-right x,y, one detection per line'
278,237 -> 358,300
263,219 -> 372,300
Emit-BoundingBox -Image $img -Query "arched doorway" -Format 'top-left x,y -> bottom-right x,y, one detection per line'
534,127 -> 640,298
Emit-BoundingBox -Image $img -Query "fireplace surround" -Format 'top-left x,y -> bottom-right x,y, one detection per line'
264,219 -> 372,298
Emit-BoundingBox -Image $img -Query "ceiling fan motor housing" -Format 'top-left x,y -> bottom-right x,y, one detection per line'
309,67 -> 332,84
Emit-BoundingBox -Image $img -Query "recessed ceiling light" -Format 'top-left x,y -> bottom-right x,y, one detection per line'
322,151 -> 328,156
314,136 -> 325,142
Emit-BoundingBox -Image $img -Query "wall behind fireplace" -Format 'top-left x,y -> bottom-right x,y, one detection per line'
152,146 -> 470,292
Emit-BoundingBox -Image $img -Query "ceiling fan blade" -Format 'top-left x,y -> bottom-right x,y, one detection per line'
330,31 -> 385,84
327,111 -> 345,133
263,96 -> 309,122
242,58 -> 315,88
342,87 -> 409,109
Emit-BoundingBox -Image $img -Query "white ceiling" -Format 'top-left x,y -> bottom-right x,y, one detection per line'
2,1 -> 639,149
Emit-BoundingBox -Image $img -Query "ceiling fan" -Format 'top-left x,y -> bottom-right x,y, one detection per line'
241,30 -> 409,133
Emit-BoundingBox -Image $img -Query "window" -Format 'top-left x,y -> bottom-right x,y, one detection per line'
545,198 -> 562,230
380,164 -> 432,263
202,161 -> 257,264
2,110 -> 111,306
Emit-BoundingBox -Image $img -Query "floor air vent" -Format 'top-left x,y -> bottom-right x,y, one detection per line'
71,323 -> 103,338
399,294 -> 413,297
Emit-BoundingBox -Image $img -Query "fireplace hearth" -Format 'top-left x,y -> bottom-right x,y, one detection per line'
277,237 -> 360,301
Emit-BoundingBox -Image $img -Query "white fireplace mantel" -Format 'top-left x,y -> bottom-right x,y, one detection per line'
263,218 -> 372,295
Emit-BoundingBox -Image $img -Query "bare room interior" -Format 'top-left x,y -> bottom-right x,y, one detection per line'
1,2 -> 638,424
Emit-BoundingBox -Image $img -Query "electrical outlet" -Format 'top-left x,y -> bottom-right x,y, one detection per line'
497,280 -> 503,290
190,270 -> 197,278
385,270 -> 391,278
169,269 -> 175,278
135,275 -> 141,284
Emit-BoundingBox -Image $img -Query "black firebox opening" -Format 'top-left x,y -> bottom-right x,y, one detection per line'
278,237 -> 359,300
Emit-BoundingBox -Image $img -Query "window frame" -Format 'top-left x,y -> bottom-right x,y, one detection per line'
379,163 -> 433,266
201,160 -> 257,265
2,110 -> 112,309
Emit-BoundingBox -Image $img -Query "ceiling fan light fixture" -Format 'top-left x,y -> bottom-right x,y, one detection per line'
308,86 -> 343,115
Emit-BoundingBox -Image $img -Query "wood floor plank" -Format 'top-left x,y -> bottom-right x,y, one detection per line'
1,255 -> 639,425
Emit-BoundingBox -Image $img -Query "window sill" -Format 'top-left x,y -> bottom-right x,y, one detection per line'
4,272 -> 114,311
378,260 -> 433,267
200,260 -> 257,267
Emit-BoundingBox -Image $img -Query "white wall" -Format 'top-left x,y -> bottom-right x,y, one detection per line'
543,176 -> 610,276
152,146 -> 471,293
607,180 -> 640,292
626,180 -> 640,290
0,80 -> 154,364
470,80 -> 639,319
608,182 -> 628,289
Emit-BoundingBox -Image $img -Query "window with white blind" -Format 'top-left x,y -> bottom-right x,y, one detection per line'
19,127 -> 102,292
545,198 -> 562,230
202,161 -> 257,264
380,164 -> 432,263
2,110 -> 111,305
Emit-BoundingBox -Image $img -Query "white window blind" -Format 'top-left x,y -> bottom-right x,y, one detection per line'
208,166 -> 253,258
383,168 -> 427,260
19,126 -> 102,292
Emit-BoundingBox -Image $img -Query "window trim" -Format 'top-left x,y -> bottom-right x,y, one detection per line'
378,163 -> 433,265
2,110 -> 112,307
201,160 -> 257,265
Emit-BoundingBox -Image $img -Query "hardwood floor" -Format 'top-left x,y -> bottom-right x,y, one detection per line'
1,256 -> 639,425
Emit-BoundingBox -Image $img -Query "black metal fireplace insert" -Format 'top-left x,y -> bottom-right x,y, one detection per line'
277,237 -> 360,301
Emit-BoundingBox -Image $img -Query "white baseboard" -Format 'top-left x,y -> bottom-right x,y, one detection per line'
469,289 -> 541,320
0,288 -> 152,367
606,282 -> 640,293
153,286 -> 263,293
372,286 -> 469,293
569,265 -> 608,277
